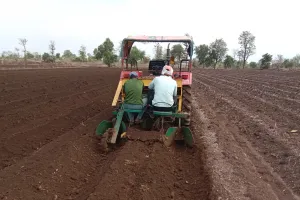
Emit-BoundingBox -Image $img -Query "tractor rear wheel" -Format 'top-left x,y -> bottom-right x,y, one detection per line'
182,85 -> 192,126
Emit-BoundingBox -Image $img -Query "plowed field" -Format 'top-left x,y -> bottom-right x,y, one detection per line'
0,68 -> 300,200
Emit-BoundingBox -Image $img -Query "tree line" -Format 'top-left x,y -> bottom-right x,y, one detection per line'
193,31 -> 300,69
1,32 -> 300,69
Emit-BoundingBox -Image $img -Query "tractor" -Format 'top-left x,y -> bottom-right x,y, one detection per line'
96,36 -> 194,151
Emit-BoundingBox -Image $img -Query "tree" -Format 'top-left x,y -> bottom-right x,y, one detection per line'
209,39 -> 227,69
238,31 -> 256,69
129,46 -> 145,62
223,55 -> 235,68
33,52 -> 41,60
195,44 -> 209,67
26,52 -> 34,59
94,38 -> 114,60
292,54 -> 300,67
14,48 -> 20,60
42,53 -> 51,62
19,38 -> 28,66
273,54 -> 284,69
87,53 -> 93,61
103,51 -> 117,67
249,62 -> 257,68
93,38 -> 118,66
55,53 -> 60,59
260,53 -> 272,69
283,59 -> 294,68
154,43 -> 163,59
79,45 -> 87,62
62,50 -> 75,59
49,40 -> 56,62
171,44 -> 185,62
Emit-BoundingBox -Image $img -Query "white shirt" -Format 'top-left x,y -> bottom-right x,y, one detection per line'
148,75 -> 177,107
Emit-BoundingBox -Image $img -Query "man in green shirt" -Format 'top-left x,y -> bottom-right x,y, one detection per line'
123,72 -> 146,125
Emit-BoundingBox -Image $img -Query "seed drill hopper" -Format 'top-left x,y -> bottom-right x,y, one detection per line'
96,36 -> 194,150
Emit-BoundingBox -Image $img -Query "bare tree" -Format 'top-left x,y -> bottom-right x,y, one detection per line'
238,31 -> 256,68
49,40 -> 56,62
14,48 -> 20,61
273,54 -> 284,70
232,49 -> 239,60
153,43 -> 163,59
19,38 -> 28,66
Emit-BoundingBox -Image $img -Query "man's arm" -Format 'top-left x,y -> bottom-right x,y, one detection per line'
148,78 -> 155,89
173,81 -> 178,104
173,81 -> 177,97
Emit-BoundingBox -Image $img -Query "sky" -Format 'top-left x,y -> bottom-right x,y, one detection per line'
0,0 -> 299,61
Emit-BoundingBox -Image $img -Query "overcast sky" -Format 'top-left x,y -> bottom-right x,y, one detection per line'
0,0 -> 299,61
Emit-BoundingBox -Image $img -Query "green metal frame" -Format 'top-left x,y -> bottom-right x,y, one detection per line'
113,109 -> 187,118
97,105 -> 194,147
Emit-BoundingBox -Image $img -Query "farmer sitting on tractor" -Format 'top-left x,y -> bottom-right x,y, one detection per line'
123,72 -> 147,125
148,65 -> 177,111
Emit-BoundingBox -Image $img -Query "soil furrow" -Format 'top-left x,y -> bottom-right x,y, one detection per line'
193,74 -> 300,196
197,73 -> 300,114
0,94 -> 112,169
0,85 -> 112,135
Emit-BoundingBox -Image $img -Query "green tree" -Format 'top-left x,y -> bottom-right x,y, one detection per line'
103,51 -> 117,67
249,62 -> 257,68
238,31 -> 256,68
204,53 -> 214,67
195,44 -> 209,67
154,43 -> 163,59
129,46 -> 145,62
55,53 -> 60,59
209,39 -> 228,69
79,45 -> 87,62
94,38 -> 114,60
26,52 -> 34,59
63,50 -> 74,58
282,59 -> 294,68
42,52 -> 51,62
93,48 -> 101,60
260,53 -> 272,69
223,55 -> 235,68
171,44 -> 184,62
292,54 -> 300,67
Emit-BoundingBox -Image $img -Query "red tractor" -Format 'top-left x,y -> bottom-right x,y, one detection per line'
96,36 -> 194,150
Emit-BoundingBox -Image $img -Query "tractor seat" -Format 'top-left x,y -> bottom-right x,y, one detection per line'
151,104 -> 177,117
153,110 -> 173,117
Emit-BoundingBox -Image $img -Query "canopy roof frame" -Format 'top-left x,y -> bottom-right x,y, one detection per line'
121,36 -> 194,59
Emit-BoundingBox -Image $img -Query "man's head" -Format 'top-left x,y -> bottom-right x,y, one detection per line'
129,72 -> 138,79
161,65 -> 173,76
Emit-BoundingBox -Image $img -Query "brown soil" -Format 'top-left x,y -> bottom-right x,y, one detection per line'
0,67 -> 300,200
0,68 -> 209,200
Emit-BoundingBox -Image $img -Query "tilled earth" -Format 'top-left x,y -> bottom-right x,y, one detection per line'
0,67 -> 300,200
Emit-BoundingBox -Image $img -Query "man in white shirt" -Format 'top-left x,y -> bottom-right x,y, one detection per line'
148,65 -> 177,111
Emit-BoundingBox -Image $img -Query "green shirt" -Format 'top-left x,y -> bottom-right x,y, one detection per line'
123,78 -> 144,105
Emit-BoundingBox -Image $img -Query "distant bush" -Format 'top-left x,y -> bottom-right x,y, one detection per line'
249,62 -> 257,68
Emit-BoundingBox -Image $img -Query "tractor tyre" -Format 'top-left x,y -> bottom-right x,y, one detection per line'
182,85 -> 192,126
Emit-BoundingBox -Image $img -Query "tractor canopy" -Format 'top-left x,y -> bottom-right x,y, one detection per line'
121,36 -> 194,59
